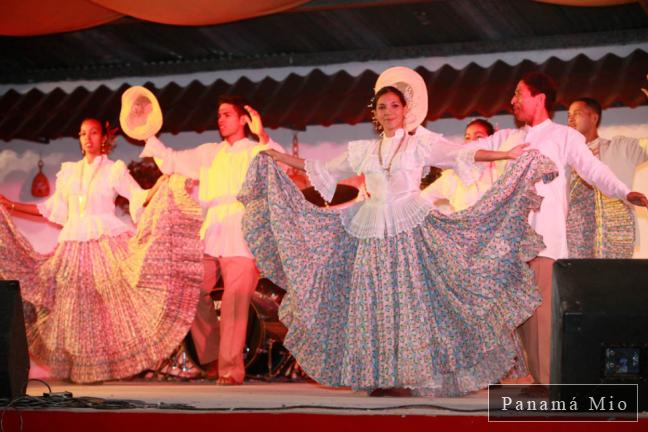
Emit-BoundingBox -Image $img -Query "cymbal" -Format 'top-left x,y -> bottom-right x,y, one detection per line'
300,184 -> 359,207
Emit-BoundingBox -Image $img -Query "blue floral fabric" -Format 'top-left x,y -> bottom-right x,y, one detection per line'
239,151 -> 556,396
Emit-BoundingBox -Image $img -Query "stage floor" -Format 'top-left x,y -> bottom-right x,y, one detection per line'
25,378 -> 491,416
7,379 -> 646,432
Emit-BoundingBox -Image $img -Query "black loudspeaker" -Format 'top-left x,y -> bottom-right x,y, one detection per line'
0,280 -> 29,400
551,259 -> 648,411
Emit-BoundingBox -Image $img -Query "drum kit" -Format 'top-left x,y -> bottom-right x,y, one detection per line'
149,278 -> 299,381
211,278 -> 295,379
149,184 -> 359,382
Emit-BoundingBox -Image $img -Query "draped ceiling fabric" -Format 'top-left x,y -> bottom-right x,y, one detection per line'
0,0 -> 640,36
0,0 -> 122,36
0,0 -> 309,36
90,0 -> 311,26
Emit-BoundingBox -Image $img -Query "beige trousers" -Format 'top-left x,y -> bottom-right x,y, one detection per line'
191,254 -> 258,382
190,255 -> 222,365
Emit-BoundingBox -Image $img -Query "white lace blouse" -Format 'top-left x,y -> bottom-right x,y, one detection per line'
305,128 -> 479,238
37,156 -> 148,242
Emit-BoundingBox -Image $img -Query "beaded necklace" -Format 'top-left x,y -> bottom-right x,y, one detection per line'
377,131 -> 407,178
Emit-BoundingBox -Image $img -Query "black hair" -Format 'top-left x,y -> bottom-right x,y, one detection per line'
217,94 -> 252,138
465,118 -> 495,136
520,71 -> 557,114
371,86 -> 407,134
372,86 -> 407,110
79,117 -> 117,155
571,97 -> 602,127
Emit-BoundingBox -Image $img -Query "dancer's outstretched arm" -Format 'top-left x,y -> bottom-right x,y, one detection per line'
264,149 -> 305,171
475,144 -> 529,162
0,194 -> 43,217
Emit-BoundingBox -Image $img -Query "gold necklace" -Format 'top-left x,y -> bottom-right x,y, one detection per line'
78,155 -> 105,215
378,131 -> 407,178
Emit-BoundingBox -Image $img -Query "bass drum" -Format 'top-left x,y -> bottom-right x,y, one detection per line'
211,278 -> 293,378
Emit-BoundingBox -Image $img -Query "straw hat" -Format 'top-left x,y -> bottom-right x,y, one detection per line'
119,86 -> 162,140
374,67 -> 428,132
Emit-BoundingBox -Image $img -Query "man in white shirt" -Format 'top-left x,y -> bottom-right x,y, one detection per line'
141,95 -> 283,385
470,72 -> 648,385
566,97 -> 648,258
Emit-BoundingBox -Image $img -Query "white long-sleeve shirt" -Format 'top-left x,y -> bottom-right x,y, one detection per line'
37,156 -> 147,242
469,119 -> 631,259
142,136 -> 283,258
593,136 -> 648,189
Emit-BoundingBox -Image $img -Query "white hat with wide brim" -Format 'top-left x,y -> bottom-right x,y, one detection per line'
120,86 -> 163,141
374,67 -> 428,132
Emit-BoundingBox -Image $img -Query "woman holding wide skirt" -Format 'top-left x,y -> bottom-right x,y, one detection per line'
0,118 -> 203,383
239,67 -> 557,396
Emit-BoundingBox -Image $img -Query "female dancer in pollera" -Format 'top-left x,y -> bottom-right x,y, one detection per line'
0,118 -> 203,383
238,67 -> 557,396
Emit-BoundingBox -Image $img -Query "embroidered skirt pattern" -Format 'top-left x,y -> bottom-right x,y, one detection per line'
567,174 -> 634,258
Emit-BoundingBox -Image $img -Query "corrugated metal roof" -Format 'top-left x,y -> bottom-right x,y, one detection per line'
1,0 -> 647,84
1,49 -> 646,143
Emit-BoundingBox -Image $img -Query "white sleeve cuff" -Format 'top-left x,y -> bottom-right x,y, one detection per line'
37,199 -> 67,226
453,148 -> 482,186
305,159 -> 337,203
